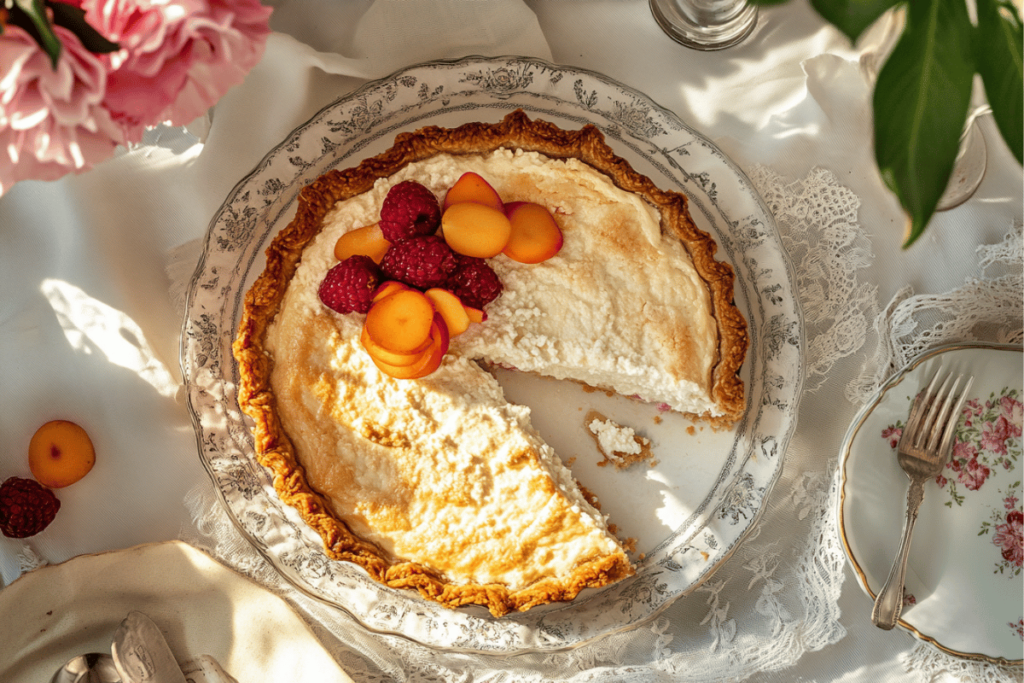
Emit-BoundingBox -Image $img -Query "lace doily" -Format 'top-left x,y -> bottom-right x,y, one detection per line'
174,163 -> 876,681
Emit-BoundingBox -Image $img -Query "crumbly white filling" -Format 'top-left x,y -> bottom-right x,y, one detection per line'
265,149 -> 717,589
589,417 -> 646,457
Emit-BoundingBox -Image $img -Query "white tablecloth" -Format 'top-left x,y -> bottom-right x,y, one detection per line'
1,1 -> 1021,681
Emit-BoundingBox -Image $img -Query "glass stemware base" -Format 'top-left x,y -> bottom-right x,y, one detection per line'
650,0 -> 758,50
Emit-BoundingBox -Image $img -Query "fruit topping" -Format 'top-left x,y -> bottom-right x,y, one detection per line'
442,172 -> 504,213
440,202 -> 512,258
364,288 -> 437,354
379,235 -> 457,289
334,224 -> 391,264
366,312 -> 450,380
0,477 -> 60,538
371,280 -> 412,303
464,305 -> 487,324
317,172 -> 546,380
425,288 -> 471,337
446,254 -> 503,309
360,325 -> 431,366
28,420 -> 96,489
319,255 -> 382,314
379,180 -> 442,242
503,201 -> 564,264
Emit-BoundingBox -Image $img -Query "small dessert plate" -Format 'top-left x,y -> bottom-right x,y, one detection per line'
839,342 -> 1023,664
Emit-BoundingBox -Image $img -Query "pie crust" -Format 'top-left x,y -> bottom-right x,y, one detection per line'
233,110 -> 748,616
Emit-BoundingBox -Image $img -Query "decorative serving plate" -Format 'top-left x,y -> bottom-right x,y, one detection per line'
839,342 -> 1023,664
180,55 -> 804,653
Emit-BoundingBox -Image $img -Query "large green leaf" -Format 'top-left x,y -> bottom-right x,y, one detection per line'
873,0 -> 975,248
976,0 -> 1024,165
810,0 -> 902,43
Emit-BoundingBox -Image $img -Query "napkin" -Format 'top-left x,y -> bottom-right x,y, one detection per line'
0,542 -> 353,682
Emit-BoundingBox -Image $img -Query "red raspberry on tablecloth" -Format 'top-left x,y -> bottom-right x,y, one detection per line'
446,254 -> 503,309
380,235 -> 457,290
0,477 -> 60,538
379,181 -> 442,243
319,255 -> 381,314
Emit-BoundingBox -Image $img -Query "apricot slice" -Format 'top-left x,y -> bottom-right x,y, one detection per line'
441,202 -> 512,258
364,289 -> 435,353
28,420 -> 95,488
425,288 -> 471,337
503,202 -> 564,264
371,280 -> 411,303
361,325 -> 431,366
442,172 -> 504,213
370,313 -> 450,379
335,224 -> 391,264
464,305 -> 487,324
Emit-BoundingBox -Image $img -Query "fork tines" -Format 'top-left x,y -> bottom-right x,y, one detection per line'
903,371 -> 974,453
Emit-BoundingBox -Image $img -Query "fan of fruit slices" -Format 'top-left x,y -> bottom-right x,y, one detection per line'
317,171 -> 564,379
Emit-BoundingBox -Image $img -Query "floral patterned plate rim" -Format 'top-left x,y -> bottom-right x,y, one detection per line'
180,55 -> 804,653
839,341 -> 1023,664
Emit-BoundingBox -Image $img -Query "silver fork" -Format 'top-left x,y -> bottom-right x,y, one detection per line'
871,370 -> 974,630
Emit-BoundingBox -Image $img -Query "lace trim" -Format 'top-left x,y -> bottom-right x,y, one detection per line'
901,642 -> 1023,683
750,165 -> 877,394
850,222 -> 1023,405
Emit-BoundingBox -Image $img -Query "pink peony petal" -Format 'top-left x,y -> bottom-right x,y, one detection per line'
82,0 -> 271,140
0,25 -> 123,196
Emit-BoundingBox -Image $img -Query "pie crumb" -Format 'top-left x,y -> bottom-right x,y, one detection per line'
585,411 -> 656,470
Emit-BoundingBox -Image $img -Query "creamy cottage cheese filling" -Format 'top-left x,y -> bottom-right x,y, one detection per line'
589,417 -> 646,458
264,149 -> 719,589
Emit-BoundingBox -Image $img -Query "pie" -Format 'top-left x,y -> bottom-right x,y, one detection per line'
233,110 -> 748,616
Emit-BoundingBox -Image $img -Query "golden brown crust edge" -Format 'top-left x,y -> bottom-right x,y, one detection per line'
232,109 -> 746,617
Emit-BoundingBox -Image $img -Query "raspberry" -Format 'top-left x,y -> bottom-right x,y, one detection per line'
380,235 -> 457,289
319,255 -> 381,314
379,181 -> 441,243
0,477 -> 60,538
446,255 -> 503,309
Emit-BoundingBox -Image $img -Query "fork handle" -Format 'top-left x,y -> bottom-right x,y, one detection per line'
871,477 -> 926,630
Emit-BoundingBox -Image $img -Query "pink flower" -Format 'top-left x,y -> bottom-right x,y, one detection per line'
981,416 -> 1012,455
960,456 -> 991,491
993,510 -> 1024,567
882,425 -> 903,449
961,398 -> 983,428
934,474 -> 948,487
951,438 -> 978,465
82,0 -> 272,141
0,24 -> 125,195
1000,395 -> 1023,437
1006,494 -> 1020,511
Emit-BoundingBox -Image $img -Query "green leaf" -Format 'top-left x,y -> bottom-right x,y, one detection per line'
873,0 -> 975,248
810,0 -> 902,43
49,2 -> 120,54
12,0 -> 62,69
976,0 -> 1024,165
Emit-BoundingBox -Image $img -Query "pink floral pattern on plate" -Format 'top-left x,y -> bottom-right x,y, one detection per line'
882,388 -> 1023,575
